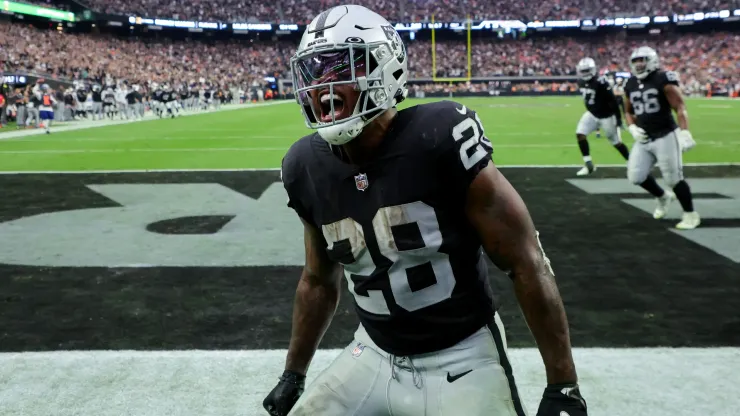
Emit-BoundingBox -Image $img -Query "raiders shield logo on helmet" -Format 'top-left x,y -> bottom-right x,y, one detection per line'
354,173 -> 369,191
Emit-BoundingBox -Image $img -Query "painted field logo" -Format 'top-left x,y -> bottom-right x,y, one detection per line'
567,178 -> 740,263
0,182 -> 304,267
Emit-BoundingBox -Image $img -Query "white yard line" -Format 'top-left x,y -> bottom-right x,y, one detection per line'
1,141 -> 739,155
6,130 -> 740,142
0,163 -> 736,174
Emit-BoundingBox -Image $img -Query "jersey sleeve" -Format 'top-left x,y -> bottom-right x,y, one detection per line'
281,139 -> 316,226
435,101 -> 494,189
659,70 -> 681,87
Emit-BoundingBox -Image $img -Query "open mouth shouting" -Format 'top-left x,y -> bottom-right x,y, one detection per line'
319,91 -> 346,123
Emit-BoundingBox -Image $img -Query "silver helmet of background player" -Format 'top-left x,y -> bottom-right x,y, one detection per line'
629,46 -> 660,80
290,5 -> 408,145
576,57 -> 597,80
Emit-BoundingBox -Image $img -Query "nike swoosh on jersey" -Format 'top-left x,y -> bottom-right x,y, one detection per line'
456,105 -> 466,115
446,369 -> 473,383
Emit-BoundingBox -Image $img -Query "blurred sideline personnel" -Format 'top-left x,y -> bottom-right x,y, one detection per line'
37,83 -> 56,134
624,46 -> 700,230
264,5 -> 587,416
574,57 -> 630,176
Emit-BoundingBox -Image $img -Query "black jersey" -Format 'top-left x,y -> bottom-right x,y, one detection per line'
578,75 -> 618,118
624,70 -> 679,138
153,90 -> 163,101
282,100 -> 497,356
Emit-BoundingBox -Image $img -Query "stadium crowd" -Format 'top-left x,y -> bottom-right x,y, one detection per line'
67,0 -> 740,23
419,32 -> 740,94
1,20 -> 738,97
0,20 -> 292,89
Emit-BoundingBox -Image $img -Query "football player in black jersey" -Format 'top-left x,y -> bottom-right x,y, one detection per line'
574,58 -> 630,176
262,5 -> 587,416
624,46 -> 699,229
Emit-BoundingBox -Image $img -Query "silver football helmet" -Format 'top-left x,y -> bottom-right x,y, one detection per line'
290,5 -> 408,145
576,57 -> 597,80
629,46 -> 659,80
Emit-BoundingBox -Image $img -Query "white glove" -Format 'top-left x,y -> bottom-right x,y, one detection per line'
628,124 -> 648,143
677,129 -> 696,152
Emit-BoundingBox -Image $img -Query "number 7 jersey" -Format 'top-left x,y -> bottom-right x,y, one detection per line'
624,70 -> 679,138
281,100 -> 497,356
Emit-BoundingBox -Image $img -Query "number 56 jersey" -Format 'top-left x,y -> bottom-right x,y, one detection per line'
281,100 -> 497,356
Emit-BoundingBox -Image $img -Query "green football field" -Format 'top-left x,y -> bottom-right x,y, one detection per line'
0,96 -> 738,171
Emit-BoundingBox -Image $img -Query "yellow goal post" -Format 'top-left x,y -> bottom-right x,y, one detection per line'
431,14 -> 472,83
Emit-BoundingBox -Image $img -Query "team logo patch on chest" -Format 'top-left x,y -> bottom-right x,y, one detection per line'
354,173 -> 369,191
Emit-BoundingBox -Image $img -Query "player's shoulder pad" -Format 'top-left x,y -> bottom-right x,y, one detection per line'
281,133 -> 315,186
597,75 -> 614,89
624,75 -> 639,91
657,70 -> 680,86
411,99 -> 483,131
414,100 -> 493,169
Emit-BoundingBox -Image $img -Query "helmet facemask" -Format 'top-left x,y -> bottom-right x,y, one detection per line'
576,58 -> 596,81
291,41 -> 405,145
629,48 -> 659,80
631,57 -> 648,77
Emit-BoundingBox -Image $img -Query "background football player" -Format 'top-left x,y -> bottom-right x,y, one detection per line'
624,46 -> 699,229
262,5 -> 588,416
574,57 -> 630,176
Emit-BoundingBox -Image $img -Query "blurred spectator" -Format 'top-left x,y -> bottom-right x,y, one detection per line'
1,20 -> 736,96
74,0 -> 740,23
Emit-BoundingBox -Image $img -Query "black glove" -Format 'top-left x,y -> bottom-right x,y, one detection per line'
536,383 -> 587,416
262,370 -> 305,416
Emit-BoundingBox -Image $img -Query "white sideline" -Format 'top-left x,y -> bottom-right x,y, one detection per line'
0,163 -> 736,175
0,100 -> 292,141
0,348 -> 738,416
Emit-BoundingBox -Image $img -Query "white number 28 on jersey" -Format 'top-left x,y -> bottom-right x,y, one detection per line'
322,202 -> 455,315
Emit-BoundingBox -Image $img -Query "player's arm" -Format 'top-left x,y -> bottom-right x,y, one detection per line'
664,84 -> 688,130
465,164 -> 577,384
623,93 -> 648,142
663,74 -> 695,151
603,84 -> 623,126
263,216 -> 341,416
623,94 -> 636,125
284,218 -> 342,375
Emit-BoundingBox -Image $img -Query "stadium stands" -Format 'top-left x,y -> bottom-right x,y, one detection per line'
76,0 -> 740,23
2,19 -> 737,96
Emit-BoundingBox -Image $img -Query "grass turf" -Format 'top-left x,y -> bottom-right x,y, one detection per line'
0,97 -> 737,172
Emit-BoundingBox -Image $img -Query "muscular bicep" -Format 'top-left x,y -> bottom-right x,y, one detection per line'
301,218 -> 342,288
464,164 -> 551,278
623,95 -> 633,114
664,84 -> 685,112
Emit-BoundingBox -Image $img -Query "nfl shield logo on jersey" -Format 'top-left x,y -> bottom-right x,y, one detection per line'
351,342 -> 365,357
354,173 -> 369,191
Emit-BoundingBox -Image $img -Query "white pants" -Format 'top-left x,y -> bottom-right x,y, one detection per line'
628,128 -> 684,187
289,314 -> 527,416
576,111 -> 621,145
